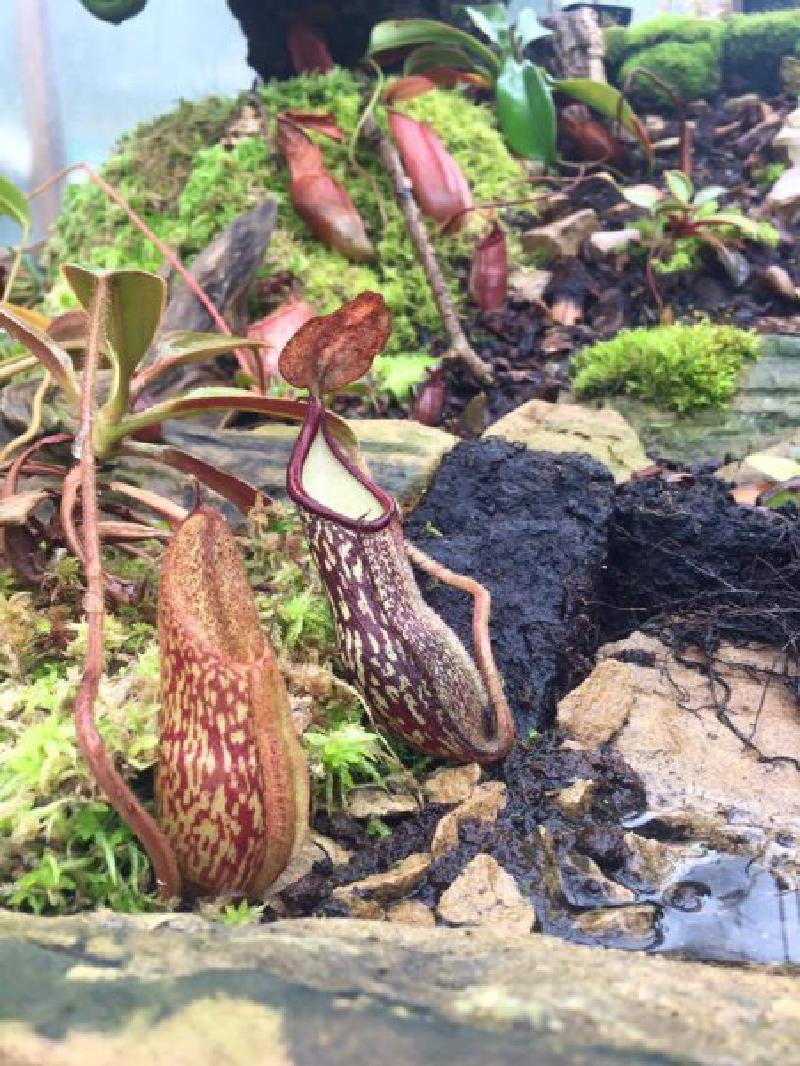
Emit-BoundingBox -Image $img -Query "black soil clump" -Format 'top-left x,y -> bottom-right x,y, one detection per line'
604,473 -> 800,657
404,438 -> 615,736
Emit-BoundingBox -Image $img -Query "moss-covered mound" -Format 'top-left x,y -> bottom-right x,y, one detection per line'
45,69 -> 529,357
606,10 -> 800,102
571,322 -> 760,413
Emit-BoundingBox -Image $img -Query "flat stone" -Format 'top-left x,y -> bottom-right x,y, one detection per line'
436,855 -> 535,933
622,833 -> 704,893
587,228 -> 641,258
422,763 -> 481,806
345,788 -> 421,820
1,912 -> 799,1065
557,658 -> 634,747
484,399 -> 650,483
558,853 -> 635,908
431,782 -> 507,858
507,267 -> 552,303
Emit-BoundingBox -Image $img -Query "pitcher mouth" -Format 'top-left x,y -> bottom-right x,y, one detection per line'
286,396 -> 396,533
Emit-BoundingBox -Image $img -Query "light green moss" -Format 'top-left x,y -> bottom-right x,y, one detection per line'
44,70 -> 529,356
621,41 -> 721,107
572,323 -> 760,413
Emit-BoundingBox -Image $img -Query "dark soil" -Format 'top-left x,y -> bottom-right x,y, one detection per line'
405,439 -> 615,736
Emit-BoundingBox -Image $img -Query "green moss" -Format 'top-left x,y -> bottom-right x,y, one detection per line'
621,41 -> 721,107
572,322 -> 760,413
619,15 -> 723,54
44,70 -> 528,356
723,11 -> 800,94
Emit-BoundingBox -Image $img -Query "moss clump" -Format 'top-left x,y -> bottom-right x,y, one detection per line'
44,70 -> 529,356
723,11 -> 800,94
572,323 -> 760,413
621,41 -> 721,107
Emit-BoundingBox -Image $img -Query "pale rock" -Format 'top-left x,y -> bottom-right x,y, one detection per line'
436,855 -> 535,933
484,399 -> 650,483
521,209 -> 600,261
554,778 -> 596,817
386,900 -> 436,927
622,833 -> 704,892
573,904 -> 657,946
643,114 -> 667,137
587,228 -> 641,258
652,136 -> 681,152
559,853 -> 635,907
766,163 -> 800,214
507,267 -> 552,304
422,763 -> 481,806
557,658 -> 635,747
773,113 -> 800,166
346,787 -> 420,820
763,265 -> 799,299
332,852 -> 432,915
431,781 -> 507,858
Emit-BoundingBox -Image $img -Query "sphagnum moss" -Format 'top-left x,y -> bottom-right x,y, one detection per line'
44,70 -> 529,359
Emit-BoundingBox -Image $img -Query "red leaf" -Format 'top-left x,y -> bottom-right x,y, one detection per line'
277,118 -> 375,263
469,222 -> 508,313
280,110 -> 345,142
383,76 -> 437,104
287,19 -> 334,74
388,110 -> 473,232
411,365 -> 446,427
244,299 -> 316,388
279,292 -> 391,394
558,108 -> 626,168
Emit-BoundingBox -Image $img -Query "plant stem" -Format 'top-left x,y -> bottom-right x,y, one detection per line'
71,272 -> 181,901
362,113 -> 493,385
0,369 -> 51,465
1,220 -> 31,304
27,164 -> 232,336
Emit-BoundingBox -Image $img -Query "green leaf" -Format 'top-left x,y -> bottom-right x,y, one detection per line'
368,19 -> 500,78
514,7 -> 550,50
664,170 -> 694,206
0,303 -> 79,402
372,353 -> 437,402
705,211 -> 765,241
622,184 -> 663,211
693,185 -> 727,207
0,175 -> 31,229
553,80 -> 653,165
495,58 -> 557,164
61,265 -> 165,380
403,43 -> 480,75
464,5 -> 511,52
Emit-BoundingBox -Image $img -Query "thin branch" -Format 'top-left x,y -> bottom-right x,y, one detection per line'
361,113 -> 493,385
70,272 -> 181,901
0,369 -> 51,465
406,540 -> 514,757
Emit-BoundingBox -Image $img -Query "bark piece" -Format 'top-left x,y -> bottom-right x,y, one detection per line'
522,209 -> 600,261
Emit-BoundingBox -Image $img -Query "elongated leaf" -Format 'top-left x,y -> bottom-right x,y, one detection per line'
112,387 -> 358,452
465,5 -> 511,52
0,176 -> 31,229
0,304 -> 79,401
368,19 -> 500,78
664,170 -> 693,205
404,43 -> 482,75
621,184 -> 663,211
1,302 -> 50,332
123,441 -> 268,512
496,58 -> 557,164
693,185 -> 727,207
705,212 -> 767,242
61,264 -> 165,380
554,80 -> 653,165
744,453 -> 800,483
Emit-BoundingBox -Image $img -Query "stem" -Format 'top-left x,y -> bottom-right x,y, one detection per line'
621,67 -> 690,177
0,355 -> 38,382
27,164 -> 232,336
362,113 -> 493,385
71,272 -> 181,901
0,369 -> 51,465
2,220 -> 31,304
406,541 -> 514,756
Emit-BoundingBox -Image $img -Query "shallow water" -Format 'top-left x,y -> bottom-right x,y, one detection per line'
654,852 -> 800,967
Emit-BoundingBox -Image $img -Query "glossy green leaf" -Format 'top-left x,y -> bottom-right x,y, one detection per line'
465,4 -> 511,52
705,212 -> 766,241
664,171 -> 694,206
404,43 -> 480,75
0,303 -> 79,401
0,176 -> 31,229
368,19 -> 500,78
553,80 -> 654,165
496,58 -> 557,164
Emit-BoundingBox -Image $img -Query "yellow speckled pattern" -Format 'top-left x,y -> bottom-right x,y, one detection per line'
157,509 -> 309,897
